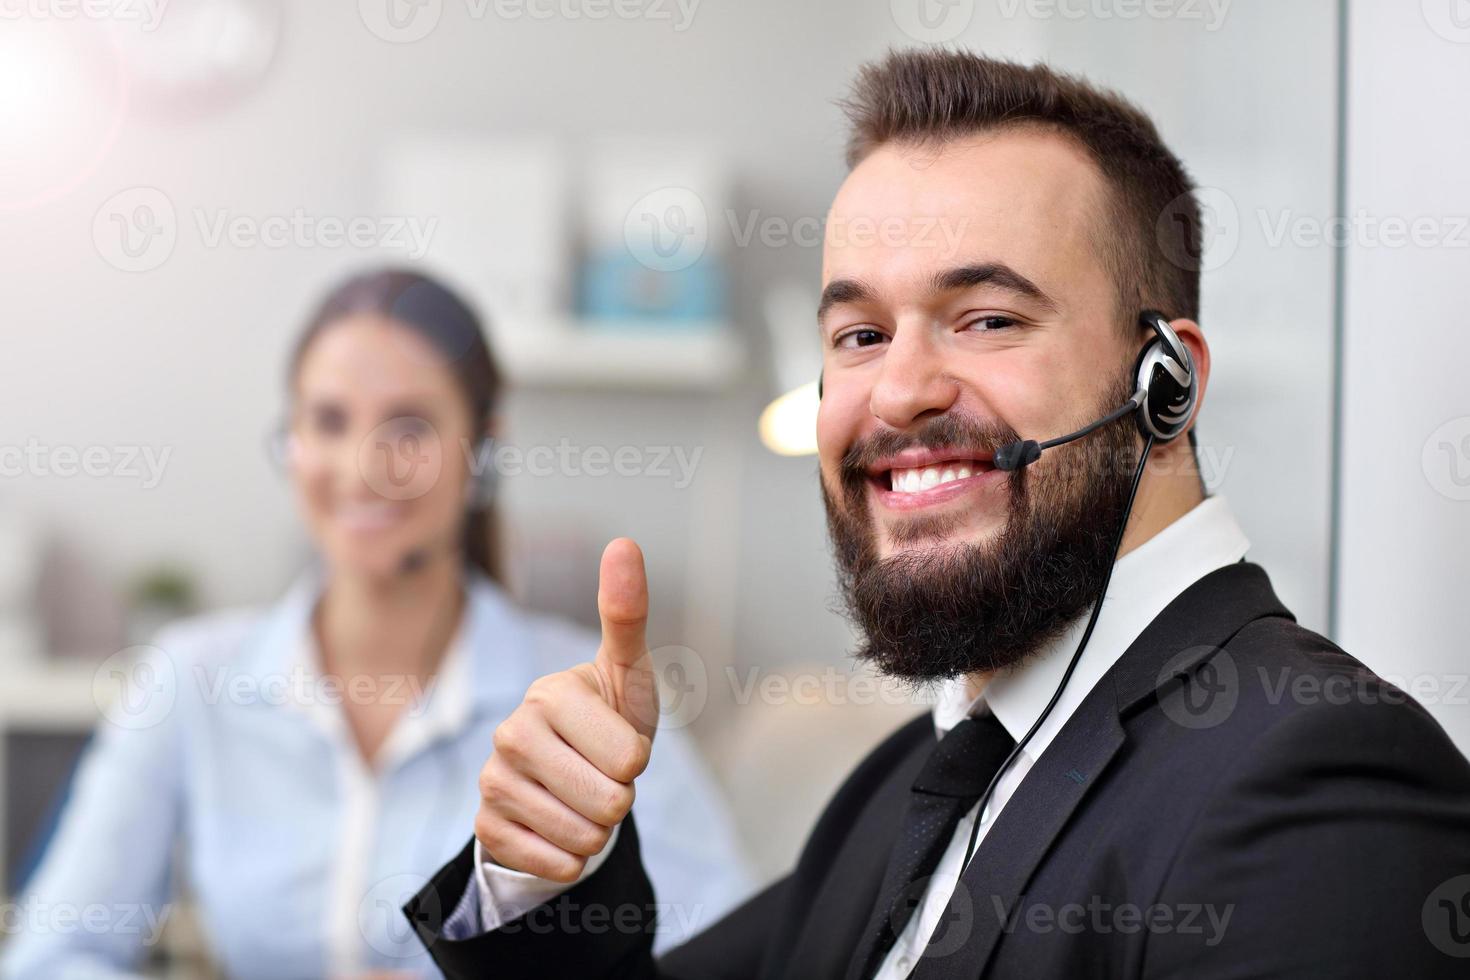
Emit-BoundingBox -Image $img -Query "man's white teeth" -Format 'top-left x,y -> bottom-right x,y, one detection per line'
890,464 -> 974,493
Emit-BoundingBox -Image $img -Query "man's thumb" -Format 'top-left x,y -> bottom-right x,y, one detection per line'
597,538 -> 648,667
595,538 -> 658,737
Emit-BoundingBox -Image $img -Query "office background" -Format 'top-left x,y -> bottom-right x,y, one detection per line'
2,0 -> 1467,974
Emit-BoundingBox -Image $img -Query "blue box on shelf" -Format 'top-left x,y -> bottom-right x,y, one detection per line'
577,247 -> 727,325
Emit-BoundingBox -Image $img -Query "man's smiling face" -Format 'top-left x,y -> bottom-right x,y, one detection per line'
816,125 -> 1159,681
817,126 -> 1137,561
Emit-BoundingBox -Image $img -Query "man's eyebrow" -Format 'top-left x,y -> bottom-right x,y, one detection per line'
930,263 -> 1059,313
817,278 -> 875,323
817,264 -> 1058,326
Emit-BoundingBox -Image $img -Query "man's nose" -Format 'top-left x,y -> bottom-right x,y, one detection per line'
868,329 -> 959,429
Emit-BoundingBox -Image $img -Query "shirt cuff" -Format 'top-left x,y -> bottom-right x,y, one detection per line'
471,824 -> 623,934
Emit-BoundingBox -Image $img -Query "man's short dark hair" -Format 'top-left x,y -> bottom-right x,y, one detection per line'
840,48 -> 1202,328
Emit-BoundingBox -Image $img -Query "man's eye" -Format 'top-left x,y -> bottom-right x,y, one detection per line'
835,328 -> 888,349
966,315 -> 1019,332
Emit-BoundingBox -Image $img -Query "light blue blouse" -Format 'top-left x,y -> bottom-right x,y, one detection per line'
2,570 -> 752,979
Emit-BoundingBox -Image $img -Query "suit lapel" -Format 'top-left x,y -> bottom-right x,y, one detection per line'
910,562 -> 1294,978
784,725 -> 936,978
910,682 -> 1126,979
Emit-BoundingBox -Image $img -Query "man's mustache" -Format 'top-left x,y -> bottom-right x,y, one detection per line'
837,414 -> 1023,489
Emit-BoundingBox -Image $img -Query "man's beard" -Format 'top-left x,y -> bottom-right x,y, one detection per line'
822,376 -> 1140,683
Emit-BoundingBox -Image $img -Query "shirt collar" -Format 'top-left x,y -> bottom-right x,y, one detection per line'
275,571 -> 472,766
245,566 -> 539,765
932,495 -> 1251,758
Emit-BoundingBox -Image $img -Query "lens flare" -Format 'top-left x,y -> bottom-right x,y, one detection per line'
0,21 -> 127,212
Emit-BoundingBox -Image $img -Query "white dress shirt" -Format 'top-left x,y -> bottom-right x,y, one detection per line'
873,494 -> 1250,978
467,495 -> 1250,978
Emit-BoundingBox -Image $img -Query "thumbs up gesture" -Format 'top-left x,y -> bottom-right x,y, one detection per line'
476,539 -> 660,882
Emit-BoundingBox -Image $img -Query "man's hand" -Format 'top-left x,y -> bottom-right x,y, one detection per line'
475,538 -> 660,883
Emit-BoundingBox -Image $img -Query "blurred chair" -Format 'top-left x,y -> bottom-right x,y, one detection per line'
713,664 -> 927,882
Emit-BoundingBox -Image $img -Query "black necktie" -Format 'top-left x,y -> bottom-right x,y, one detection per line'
848,710 -> 1017,980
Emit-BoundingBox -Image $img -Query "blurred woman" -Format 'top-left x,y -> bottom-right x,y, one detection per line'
3,269 -> 751,979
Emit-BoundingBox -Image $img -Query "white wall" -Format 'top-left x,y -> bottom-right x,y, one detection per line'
1338,0 -> 1470,752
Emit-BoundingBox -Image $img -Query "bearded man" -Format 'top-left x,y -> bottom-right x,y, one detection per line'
403,49 -> 1470,979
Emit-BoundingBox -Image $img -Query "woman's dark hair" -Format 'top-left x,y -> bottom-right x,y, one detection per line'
289,267 -> 505,584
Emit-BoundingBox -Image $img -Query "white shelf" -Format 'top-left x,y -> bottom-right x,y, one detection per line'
0,661 -> 102,729
491,318 -> 746,391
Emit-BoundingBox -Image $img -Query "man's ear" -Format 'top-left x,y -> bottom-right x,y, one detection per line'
1167,317 -> 1210,433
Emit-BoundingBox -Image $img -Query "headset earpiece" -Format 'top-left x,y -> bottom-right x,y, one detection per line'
1133,310 -> 1196,442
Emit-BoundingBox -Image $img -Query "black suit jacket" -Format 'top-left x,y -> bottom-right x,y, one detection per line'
406,563 -> 1470,978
